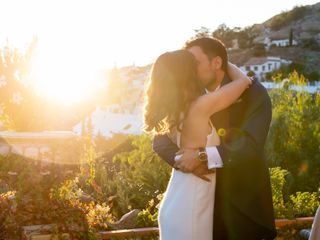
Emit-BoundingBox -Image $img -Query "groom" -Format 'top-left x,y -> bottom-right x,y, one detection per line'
153,38 -> 277,239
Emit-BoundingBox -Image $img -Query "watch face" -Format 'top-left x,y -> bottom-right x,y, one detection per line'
199,152 -> 208,161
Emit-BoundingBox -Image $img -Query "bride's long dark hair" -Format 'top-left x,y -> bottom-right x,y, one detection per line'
144,50 -> 203,134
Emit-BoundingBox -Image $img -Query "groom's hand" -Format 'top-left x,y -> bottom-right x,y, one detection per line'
173,149 -> 201,173
192,163 -> 215,182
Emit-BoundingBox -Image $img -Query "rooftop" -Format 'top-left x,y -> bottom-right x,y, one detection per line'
243,56 -> 282,66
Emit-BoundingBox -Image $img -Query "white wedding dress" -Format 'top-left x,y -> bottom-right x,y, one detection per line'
158,121 -> 220,240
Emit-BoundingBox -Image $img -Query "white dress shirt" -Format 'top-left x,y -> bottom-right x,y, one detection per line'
206,85 -> 224,169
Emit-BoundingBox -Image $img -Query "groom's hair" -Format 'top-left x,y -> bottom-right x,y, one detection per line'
184,37 -> 228,72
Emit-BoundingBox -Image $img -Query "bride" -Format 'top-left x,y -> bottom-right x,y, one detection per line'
144,49 -> 251,239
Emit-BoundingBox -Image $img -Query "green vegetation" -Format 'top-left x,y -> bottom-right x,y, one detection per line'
270,167 -> 319,219
267,72 -> 320,192
94,134 -> 170,219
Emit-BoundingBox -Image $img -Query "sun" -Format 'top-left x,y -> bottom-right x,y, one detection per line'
31,39 -> 100,105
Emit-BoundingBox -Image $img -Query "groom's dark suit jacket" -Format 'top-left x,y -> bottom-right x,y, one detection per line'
153,75 -> 277,240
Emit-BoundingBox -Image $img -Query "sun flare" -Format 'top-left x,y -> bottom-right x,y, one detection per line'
30,40 -> 101,105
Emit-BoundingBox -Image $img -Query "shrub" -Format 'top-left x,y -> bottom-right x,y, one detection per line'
94,134 -> 171,218
270,167 -> 320,219
267,72 -> 320,193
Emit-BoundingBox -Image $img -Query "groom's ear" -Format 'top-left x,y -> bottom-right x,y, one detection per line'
211,56 -> 223,70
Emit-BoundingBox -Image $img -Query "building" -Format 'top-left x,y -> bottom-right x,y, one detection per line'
253,30 -> 298,49
269,37 -> 298,47
240,56 -> 291,81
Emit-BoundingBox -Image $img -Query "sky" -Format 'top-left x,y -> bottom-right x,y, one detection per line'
0,0 -> 319,102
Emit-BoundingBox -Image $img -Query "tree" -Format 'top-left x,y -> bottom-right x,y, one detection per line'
0,38 -> 38,130
237,28 -> 252,49
212,24 -> 234,48
191,26 -> 211,40
289,28 -> 293,46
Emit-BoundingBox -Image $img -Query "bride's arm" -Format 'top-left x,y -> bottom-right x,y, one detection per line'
191,63 -> 251,118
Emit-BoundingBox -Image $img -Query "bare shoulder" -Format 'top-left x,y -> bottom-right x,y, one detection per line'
186,95 -> 208,116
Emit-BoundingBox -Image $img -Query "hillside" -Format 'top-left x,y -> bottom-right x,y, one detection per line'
227,2 -> 320,78
264,2 -> 320,40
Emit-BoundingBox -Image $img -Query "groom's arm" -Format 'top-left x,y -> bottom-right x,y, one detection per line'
217,84 -> 272,168
153,134 -> 179,168
153,135 -> 213,181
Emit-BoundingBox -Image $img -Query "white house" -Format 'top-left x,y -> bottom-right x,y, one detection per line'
264,31 -> 298,48
240,56 -> 292,81
269,37 -> 298,47
254,31 -> 298,50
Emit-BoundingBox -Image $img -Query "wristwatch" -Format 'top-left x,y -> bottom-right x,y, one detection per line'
198,147 -> 208,162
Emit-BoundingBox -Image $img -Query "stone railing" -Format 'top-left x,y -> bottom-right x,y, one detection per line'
21,217 -> 314,239
97,217 -> 315,239
0,131 -> 79,164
